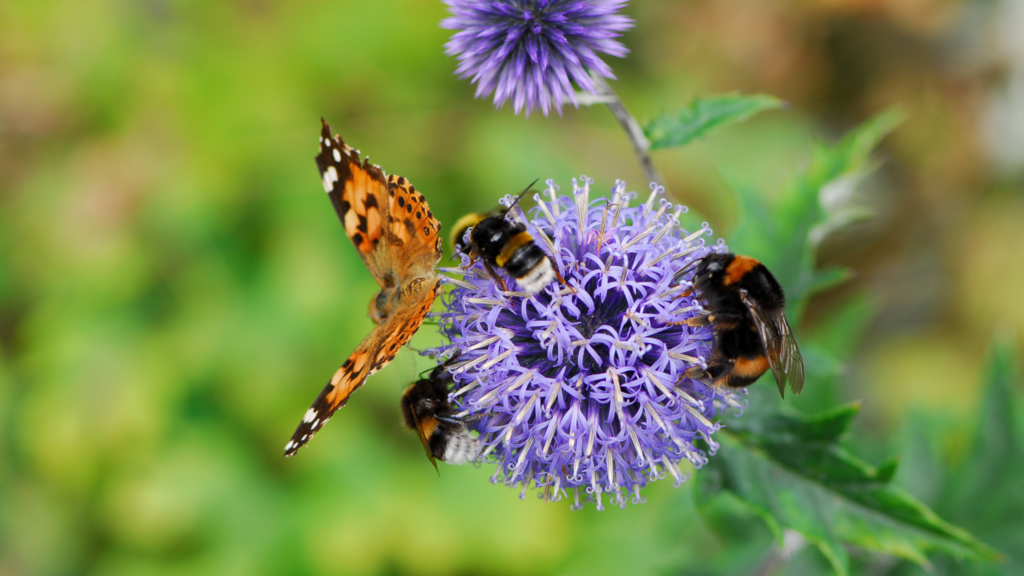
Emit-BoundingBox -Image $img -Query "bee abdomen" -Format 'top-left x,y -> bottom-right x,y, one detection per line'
495,231 -> 535,268
436,428 -> 481,464
514,255 -> 556,295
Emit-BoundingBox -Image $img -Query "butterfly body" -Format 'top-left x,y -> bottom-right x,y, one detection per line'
284,120 -> 443,457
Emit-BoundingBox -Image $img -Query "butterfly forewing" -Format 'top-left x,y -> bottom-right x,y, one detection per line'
316,119 -> 390,284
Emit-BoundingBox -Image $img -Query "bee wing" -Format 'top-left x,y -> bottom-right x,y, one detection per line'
740,291 -> 805,397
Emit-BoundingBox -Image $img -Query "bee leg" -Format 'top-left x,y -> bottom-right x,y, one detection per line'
461,412 -> 487,424
551,259 -> 577,294
704,360 -> 734,386
679,359 -> 733,386
480,259 -> 509,292
681,365 -> 711,384
433,415 -> 464,425
673,287 -> 695,299
667,314 -> 711,327
707,312 -> 746,325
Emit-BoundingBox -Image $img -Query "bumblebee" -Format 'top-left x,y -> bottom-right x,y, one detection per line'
400,363 -> 480,471
450,181 -> 565,295
678,252 -> 804,398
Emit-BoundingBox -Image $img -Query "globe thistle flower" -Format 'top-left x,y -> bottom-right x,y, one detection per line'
429,178 -> 746,509
441,0 -> 633,117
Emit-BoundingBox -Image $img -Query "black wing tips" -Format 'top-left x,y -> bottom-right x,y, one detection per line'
314,118 -> 386,188
283,380 -> 336,457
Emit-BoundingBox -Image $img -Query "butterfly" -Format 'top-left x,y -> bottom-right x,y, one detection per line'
284,119 -> 444,457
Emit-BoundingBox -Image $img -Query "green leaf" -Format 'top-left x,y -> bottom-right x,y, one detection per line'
924,333 -> 1024,574
806,267 -> 853,299
644,94 -> 784,150
726,108 -> 904,323
696,396 -> 1002,576
968,333 -> 1020,480
806,293 -> 878,361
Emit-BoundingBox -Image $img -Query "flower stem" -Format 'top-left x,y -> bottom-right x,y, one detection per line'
588,73 -> 666,190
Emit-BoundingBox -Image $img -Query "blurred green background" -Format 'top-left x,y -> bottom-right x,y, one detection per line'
2,0 -> 1023,574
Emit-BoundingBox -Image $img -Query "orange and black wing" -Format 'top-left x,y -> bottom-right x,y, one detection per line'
316,119 -> 443,286
741,290 -> 805,398
316,119 -> 392,284
284,278 -> 443,457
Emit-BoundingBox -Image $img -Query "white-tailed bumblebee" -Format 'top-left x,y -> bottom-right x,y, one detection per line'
450,181 -> 565,295
400,363 -> 480,471
678,252 -> 805,398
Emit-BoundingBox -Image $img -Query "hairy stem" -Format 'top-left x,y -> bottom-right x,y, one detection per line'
588,73 -> 665,190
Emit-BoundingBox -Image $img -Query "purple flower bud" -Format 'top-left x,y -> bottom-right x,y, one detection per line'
441,0 -> 633,117
428,178 -> 746,509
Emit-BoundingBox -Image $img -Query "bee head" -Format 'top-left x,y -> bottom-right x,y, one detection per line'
452,180 -> 539,256
450,212 -> 488,255
469,212 -> 520,255
690,252 -> 734,291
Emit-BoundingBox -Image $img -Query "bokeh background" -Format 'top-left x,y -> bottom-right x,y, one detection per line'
2,0 -> 1023,574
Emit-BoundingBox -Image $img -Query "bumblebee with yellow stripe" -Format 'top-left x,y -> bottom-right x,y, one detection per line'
676,252 -> 805,398
451,181 -> 565,295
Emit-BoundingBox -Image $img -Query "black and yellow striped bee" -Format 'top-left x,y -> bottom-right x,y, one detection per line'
400,362 -> 480,471
450,181 -> 565,295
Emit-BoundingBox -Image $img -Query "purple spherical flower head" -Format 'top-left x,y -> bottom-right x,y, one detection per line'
441,0 -> 633,117
428,178 -> 747,509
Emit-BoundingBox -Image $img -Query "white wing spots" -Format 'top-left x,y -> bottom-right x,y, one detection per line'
301,434 -> 308,442
333,148 -> 341,162
311,419 -> 319,429
322,165 -> 339,193
285,440 -> 296,451
303,408 -> 318,423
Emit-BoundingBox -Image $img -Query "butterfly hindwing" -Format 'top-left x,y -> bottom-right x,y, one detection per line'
384,174 -> 444,279
283,278 -> 443,457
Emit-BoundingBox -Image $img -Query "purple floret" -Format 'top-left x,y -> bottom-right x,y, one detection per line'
427,178 -> 747,509
441,0 -> 633,116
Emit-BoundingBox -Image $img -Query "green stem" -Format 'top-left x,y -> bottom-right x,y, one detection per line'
587,73 -> 666,190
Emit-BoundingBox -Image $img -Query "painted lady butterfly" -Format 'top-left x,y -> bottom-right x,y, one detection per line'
284,119 -> 443,457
